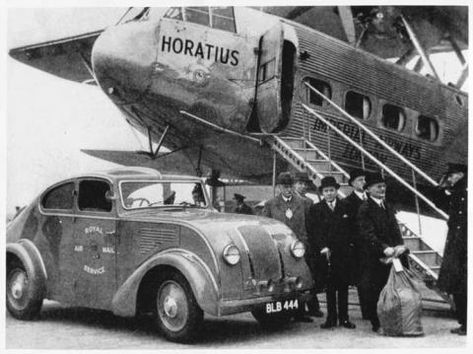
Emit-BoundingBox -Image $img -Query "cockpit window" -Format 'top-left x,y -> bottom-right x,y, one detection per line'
163,7 -> 183,20
185,7 -> 210,26
165,7 -> 236,33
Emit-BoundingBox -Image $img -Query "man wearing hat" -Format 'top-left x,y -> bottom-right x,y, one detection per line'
434,163 -> 467,335
233,193 -> 254,215
308,176 -> 356,329
357,172 -> 407,333
343,169 -> 369,320
263,171 -> 313,322
293,172 -> 324,318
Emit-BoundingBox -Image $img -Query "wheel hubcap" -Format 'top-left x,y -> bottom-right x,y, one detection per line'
157,280 -> 189,332
8,269 -> 28,309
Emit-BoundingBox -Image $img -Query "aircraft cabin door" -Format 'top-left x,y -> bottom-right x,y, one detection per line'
255,23 -> 285,133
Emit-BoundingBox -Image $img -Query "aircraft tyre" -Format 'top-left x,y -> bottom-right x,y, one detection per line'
154,271 -> 203,343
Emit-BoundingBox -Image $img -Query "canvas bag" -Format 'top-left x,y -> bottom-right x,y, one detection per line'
377,258 -> 424,336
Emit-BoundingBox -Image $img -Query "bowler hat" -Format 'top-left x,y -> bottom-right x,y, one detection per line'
446,163 -> 467,175
277,172 -> 294,185
349,169 -> 366,185
319,176 -> 340,191
233,193 -> 246,201
294,172 -> 311,183
364,173 -> 385,189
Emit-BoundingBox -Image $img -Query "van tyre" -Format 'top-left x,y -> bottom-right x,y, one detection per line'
6,259 -> 43,320
155,271 -> 203,343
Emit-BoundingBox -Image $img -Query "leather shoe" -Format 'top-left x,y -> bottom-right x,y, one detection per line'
372,325 -> 380,332
340,320 -> 356,329
320,321 -> 336,329
293,316 -> 314,323
309,309 -> 324,318
450,326 -> 466,335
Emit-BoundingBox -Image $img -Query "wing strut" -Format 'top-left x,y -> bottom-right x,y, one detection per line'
137,125 -> 170,159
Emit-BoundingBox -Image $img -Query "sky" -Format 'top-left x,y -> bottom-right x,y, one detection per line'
3,6 -> 469,217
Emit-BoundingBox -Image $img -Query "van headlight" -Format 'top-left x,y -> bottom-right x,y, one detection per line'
223,244 -> 241,265
291,240 -> 305,258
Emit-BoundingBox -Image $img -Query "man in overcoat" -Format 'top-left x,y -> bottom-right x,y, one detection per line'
343,169 -> 369,319
357,173 -> 407,333
308,176 -> 356,329
232,193 -> 254,215
435,163 -> 467,335
293,172 -> 324,318
263,171 -> 313,322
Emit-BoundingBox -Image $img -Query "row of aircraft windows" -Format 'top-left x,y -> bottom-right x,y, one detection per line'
164,7 -> 236,33
304,77 -> 440,142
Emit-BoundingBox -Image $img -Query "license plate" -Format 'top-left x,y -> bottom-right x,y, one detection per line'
265,299 -> 299,314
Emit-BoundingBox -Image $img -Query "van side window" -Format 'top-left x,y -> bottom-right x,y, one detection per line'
416,115 -> 439,141
345,91 -> 371,119
41,182 -> 74,210
382,104 -> 405,131
78,180 -> 112,212
304,77 -> 332,106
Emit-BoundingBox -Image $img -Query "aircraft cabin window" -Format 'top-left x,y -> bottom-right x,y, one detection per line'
345,91 -> 371,119
382,104 -> 405,131
212,7 -> 236,32
416,115 -> 439,142
304,77 -> 331,106
41,182 -> 74,210
78,180 -> 112,212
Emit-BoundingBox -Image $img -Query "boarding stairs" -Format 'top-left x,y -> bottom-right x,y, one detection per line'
270,134 -> 449,304
266,82 -> 453,305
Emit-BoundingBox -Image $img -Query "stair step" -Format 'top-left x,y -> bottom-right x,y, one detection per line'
293,148 -> 320,160
403,237 -> 421,251
412,250 -> 441,267
283,138 -> 305,149
307,159 -> 333,171
430,265 -> 441,275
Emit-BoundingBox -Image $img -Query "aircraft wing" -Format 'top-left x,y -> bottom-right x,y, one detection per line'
9,31 -> 101,83
82,149 -> 200,176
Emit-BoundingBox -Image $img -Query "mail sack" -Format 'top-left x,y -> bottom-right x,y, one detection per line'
377,260 -> 424,336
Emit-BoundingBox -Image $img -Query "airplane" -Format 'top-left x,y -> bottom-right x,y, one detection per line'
8,6 -> 468,216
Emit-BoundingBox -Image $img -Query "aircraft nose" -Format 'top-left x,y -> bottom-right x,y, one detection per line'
92,21 -> 157,103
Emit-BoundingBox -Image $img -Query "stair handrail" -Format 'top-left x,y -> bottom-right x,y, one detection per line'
304,82 -> 439,187
301,103 -> 448,220
304,139 -> 350,179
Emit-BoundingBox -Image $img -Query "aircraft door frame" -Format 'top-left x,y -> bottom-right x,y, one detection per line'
255,23 -> 284,133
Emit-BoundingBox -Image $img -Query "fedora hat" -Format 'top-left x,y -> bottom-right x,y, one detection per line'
364,173 -> 385,189
233,193 -> 246,202
349,169 -> 366,185
294,172 -> 311,183
277,172 -> 294,185
319,176 -> 340,191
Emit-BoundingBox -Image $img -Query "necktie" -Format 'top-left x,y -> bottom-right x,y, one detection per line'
329,201 -> 335,211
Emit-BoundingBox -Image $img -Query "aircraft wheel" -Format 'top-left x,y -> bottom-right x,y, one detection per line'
6,259 -> 43,320
155,271 -> 203,343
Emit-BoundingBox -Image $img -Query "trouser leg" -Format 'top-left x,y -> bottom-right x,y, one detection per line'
367,267 -> 390,328
357,272 -> 370,319
326,283 -> 337,323
453,292 -> 467,328
338,283 -> 349,322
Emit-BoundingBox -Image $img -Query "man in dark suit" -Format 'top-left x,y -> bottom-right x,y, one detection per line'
434,163 -> 467,336
293,172 -> 324,318
357,173 -> 407,333
308,176 -> 356,329
343,169 -> 369,320
232,193 -> 254,215
263,172 -> 313,322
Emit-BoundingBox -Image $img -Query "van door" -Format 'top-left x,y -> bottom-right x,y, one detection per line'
255,23 -> 284,133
